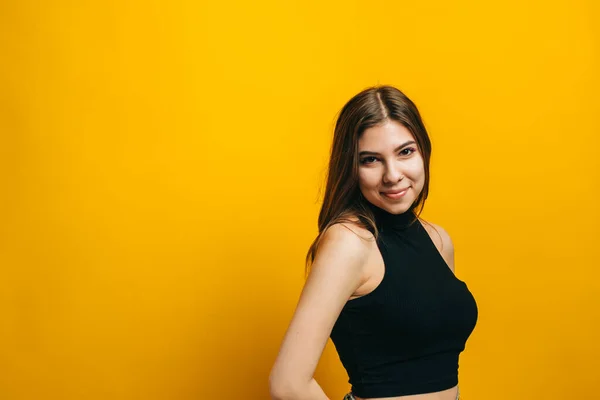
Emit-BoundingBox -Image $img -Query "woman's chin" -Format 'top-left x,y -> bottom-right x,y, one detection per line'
377,199 -> 412,214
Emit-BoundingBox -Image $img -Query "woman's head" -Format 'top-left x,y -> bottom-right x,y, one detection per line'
357,119 -> 426,215
306,85 -> 432,269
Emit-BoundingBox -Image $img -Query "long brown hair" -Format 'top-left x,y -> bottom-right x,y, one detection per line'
305,85 -> 433,272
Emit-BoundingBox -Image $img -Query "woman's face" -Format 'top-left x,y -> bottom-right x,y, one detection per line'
357,120 -> 425,215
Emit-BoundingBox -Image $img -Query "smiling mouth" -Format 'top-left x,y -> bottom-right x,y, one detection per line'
382,187 -> 410,199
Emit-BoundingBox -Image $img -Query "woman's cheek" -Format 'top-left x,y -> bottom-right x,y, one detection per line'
406,158 -> 425,174
359,169 -> 378,186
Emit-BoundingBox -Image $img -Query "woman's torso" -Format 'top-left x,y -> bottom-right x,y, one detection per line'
334,215 -> 474,400
354,384 -> 458,400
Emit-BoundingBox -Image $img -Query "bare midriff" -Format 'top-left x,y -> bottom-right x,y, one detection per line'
355,385 -> 459,400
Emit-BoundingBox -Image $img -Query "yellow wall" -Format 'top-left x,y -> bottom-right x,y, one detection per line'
1,1 -> 598,399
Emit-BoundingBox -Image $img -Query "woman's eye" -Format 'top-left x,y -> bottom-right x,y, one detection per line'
400,147 -> 416,156
360,156 -> 378,164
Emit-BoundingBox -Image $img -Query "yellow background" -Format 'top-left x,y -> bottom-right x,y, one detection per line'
1,1 -> 598,399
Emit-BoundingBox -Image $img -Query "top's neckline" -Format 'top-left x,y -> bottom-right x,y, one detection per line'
366,201 -> 417,231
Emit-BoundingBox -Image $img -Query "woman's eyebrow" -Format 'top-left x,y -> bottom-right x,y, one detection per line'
359,140 -> 416,156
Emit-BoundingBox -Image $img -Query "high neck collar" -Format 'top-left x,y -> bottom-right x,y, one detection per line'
366,201 -> 417,231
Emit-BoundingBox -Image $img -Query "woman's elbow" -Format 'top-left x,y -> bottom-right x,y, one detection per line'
269,371 -> 303,400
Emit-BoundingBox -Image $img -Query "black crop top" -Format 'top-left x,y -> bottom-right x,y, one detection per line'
330,202 -> 478,398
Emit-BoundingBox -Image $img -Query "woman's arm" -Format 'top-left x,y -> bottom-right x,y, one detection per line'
269,223 -> 371,400
269,377 -> 329,400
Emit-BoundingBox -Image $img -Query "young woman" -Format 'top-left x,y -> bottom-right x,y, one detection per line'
269,85 -> 478,400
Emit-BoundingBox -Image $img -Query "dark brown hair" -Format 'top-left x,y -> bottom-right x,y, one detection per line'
305,85 -> 432,272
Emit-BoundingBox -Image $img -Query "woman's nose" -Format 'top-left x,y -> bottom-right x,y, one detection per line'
383,165 -> 404,184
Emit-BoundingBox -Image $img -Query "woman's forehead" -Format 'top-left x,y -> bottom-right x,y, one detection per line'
359,121 -> 414,149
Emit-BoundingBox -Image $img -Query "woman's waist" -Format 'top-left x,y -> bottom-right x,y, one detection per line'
349,384 -> 459,400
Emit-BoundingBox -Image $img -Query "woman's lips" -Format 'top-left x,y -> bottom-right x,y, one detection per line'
382,187 -> 409,199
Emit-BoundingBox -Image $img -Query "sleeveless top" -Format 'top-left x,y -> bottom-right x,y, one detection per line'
329,202 -> 478,398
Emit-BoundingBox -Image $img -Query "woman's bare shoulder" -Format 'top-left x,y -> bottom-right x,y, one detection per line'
324,214 -> 375,243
